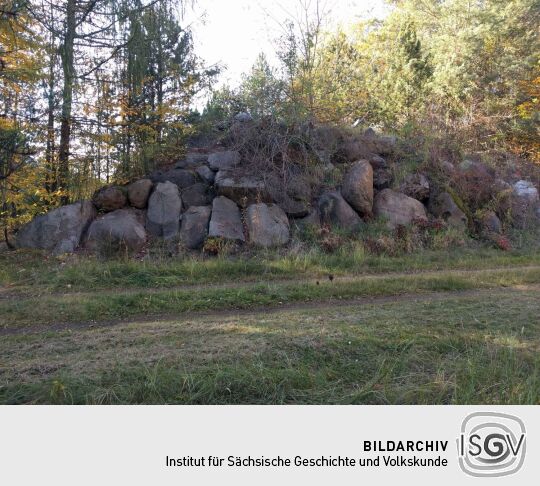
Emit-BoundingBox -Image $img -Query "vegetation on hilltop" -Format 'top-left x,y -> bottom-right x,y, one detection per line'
1,0 -> 538,241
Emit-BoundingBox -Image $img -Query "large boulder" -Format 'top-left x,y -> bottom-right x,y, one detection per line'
341,160 -> 373,216
175,152 -> 209,169
208,196 -> 245,242
85,209 -> 146,256
335,139 -> 372,163
146,181 -> 182,239
92,186 -> 127,212
318,191 -> 362,229
363,129 -> 397,155
127,179 -> 153,209
428,191 -> 468,230
246,203 -> 290,247
151,168 -> 198,190
400,173 -> 430,202
195,165 -> 215,185
374,189 -> 427,229
208,151 -> 241,171
270,176 -> 312,218
331,130 -> 397,163
181,183 -> 214,208
511,180 -> 539,229
215,170 -> 272,208
15,200 -> 96,254
180,206 -> 212,249
478,210 -> 502,236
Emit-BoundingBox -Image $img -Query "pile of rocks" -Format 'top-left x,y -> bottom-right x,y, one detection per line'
13,131 -> 540,256
15,149 -> 294,255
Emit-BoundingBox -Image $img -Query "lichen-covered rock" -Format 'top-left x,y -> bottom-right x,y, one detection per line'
374,189 -> 427,229
15,200 -> 96,254
180,206 -> 212,249
400,173 -> 430,202
208,196 -> 245,242
146,181 -> 182,239
85,209 -> 146,256
341,160 -> 373,216
92,186 -> 127,212
127,179 -> 153,209
208,151 -> 241,171
428,192 -> 467,229
215,170 -> 272,207
318,191 -> 362,229
246,203 -> 290,247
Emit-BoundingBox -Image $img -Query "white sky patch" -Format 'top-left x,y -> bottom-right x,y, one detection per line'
186,0 -> 389,89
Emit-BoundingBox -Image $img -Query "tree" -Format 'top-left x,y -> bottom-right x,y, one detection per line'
380,0 -> 539,148
239,53 -> 284,119
28,0 -> 166,201
0,1 -> 43,243
114,0 -> 217,178
311,30 -> 365,123
273,0 -> 331,122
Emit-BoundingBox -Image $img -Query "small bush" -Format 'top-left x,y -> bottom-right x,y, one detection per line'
362,218 -> 468,256
492,235 -> 512,252
203,237 -> 237,256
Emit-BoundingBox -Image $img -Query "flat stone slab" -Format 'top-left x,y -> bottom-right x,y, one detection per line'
208,151 -> 241,171
215,170 -> 272,208
208,196 -> 245,242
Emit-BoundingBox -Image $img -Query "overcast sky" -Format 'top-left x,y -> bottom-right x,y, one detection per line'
186,0 -> 389,88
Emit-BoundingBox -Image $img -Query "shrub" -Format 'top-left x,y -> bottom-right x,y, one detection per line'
492,235 -> 512,252
202,237 -> 235,256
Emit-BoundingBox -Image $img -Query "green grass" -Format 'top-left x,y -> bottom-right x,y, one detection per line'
1,245 -> 539,405
1,246 -> 539,295
1,288 -> 538,404
1,266 -> 539,327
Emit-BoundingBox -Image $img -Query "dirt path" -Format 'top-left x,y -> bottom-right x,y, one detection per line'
2,284 -> 538,337
1,264 -> 539,302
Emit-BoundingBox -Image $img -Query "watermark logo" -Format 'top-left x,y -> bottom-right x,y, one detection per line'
457,412 -> 526,477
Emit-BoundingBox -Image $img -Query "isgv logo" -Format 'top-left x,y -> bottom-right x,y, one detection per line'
457,412 -> 526,477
